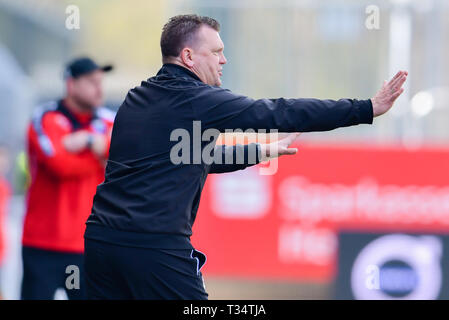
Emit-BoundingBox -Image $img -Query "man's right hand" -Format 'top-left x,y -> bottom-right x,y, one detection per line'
63,131 -> 90,153
63,131 -> 108,159
371,70 -> 408,117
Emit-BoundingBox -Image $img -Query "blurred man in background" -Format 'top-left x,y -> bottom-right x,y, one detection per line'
0,145 -> 11,300
21,57 -> 115,300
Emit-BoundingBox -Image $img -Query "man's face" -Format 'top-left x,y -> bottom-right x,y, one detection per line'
67,70 -> 104,111
190,25 -> 227,86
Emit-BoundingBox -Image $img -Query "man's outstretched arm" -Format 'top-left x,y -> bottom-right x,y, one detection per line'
209,133 -> 300,174
192,71 -> 408,133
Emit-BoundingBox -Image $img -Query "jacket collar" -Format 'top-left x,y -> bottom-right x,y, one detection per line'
156,63 -> 203,82
57,99 -> 97,130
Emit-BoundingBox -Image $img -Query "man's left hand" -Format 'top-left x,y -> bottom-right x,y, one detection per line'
260,132 -> 300,161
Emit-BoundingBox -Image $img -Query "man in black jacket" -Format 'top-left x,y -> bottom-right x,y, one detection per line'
84,14 -> 407,299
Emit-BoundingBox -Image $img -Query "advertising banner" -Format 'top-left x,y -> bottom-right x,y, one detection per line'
336,232 -> 449,300
191,143 -> 449,282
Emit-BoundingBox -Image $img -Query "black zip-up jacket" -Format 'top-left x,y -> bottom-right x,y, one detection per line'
84,63 -> 373,249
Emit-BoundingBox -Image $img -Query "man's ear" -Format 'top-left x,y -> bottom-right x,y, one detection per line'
180,48 -> 194,68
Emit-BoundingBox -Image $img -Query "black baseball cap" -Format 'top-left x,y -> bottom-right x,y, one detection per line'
64,57 -> 113,79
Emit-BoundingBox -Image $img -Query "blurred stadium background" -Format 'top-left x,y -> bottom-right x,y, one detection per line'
1,0 -> 449,299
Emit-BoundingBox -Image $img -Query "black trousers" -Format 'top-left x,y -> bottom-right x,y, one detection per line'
21,246 -> 86,300
84,238 -> 208,300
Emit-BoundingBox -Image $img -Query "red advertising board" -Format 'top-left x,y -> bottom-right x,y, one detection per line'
191,142 -> 449,282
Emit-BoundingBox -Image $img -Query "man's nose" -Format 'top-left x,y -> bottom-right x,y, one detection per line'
220,53 -> 227,65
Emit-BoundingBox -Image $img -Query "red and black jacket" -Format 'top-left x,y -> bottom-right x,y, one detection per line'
23,99 -> 114,253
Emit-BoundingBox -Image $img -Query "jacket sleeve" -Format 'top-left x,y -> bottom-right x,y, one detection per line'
190,86 -> 373,132
208,143 -> 262,174
28,113 -> 102,179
